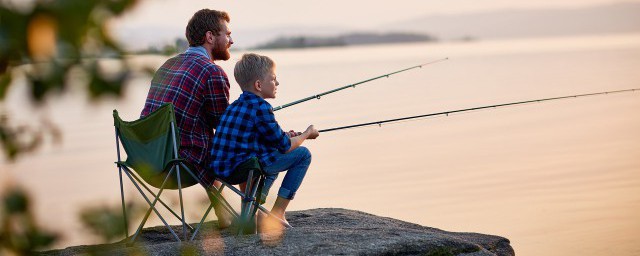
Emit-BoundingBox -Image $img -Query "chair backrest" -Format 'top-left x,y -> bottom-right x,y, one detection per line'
113,103 -> 197,189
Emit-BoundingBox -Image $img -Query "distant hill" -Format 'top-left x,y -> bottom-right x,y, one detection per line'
252,32 -> 436,49
387,2 -> 640,40
115,2 -> 640,51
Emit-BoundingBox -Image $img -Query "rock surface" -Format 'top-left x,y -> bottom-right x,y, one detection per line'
41,208 -> 514,256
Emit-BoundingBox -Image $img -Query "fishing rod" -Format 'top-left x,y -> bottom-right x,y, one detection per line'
272,58 -> 449,111
318,88 -> 640,133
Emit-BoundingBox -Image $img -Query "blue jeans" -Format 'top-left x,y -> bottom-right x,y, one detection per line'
262,147 -> 312,200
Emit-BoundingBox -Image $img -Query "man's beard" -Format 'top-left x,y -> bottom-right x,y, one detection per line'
211,41 -> 230,61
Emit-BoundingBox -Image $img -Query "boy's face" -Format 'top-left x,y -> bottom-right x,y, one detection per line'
258,68 -> 279,99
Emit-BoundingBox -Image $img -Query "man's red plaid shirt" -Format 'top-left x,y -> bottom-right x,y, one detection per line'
141,52 -> 230,181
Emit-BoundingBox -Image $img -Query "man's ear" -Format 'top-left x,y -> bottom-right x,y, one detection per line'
206,31 -> 215,44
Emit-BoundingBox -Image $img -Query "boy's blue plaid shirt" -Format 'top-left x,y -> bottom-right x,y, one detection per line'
209,91 -> 291,180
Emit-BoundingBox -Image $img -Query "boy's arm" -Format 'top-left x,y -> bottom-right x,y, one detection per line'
254,103 -> 319,153
286,125 -> 319,153
255,104 -> 295,153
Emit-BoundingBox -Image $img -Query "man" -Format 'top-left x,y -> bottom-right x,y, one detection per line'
141,9 -> 234,227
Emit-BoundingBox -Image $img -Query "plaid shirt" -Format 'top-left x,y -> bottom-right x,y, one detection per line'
210,91 -> 291,179
141,49 -> 230,185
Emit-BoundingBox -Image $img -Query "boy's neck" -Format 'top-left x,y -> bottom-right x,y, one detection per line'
243,89 -> 265,99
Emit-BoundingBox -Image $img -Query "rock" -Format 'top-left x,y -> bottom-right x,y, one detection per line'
41,208 -> 514,256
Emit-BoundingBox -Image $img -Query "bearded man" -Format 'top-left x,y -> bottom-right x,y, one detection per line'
140,9 -> 234,227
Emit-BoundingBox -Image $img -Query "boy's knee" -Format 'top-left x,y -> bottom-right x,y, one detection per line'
298,146 -> 311,157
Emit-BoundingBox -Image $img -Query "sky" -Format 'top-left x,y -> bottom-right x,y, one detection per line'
111,0 -> 640,49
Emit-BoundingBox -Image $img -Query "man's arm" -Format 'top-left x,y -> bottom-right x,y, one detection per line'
204,67 -> 231,127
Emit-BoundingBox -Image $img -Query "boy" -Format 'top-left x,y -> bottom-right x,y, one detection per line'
210,53 -> 319,227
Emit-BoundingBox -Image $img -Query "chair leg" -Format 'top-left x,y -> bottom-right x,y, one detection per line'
115,131 -> 129,238
208,185 -> 238,219
124,167 -> 180,244
190,203 -> 214,241
248,175 -> 265,223
180,162 -> 239,219
118,166 -> 129,238
176,165 -> 187,241
211,180 -> 242,219
190,185 -> 240,241
238,171 -> 256,235
256,204 -> 292,228
129,170 -> 194,231
179,163 -> 242,240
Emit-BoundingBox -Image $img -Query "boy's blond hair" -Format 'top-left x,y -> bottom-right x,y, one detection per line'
234,53 -> 275,91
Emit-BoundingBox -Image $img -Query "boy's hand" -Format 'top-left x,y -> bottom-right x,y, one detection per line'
304,125 -> 319,139
287,130 -> 302,137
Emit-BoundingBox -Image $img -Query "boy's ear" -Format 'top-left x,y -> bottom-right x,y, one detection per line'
253,79 -> 261,92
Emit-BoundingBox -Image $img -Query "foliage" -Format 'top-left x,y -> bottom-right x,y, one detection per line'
0,187 -> 58,255
1,0 -> 145,252
135,38 -> 188,56
0,0 -> 140,161
253,32 -> 436,50
79,202 -> 144,243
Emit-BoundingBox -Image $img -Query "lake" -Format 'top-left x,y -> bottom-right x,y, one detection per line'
1,33 -> 639,255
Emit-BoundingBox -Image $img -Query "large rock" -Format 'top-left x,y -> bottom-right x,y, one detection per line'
42,208 -> 514,256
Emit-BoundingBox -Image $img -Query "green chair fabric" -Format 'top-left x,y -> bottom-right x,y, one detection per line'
113,104 -> 196,189
114,103 -> 205,243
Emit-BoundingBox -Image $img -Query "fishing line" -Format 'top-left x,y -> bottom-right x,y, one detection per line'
318,88 -> 640,133
272,58 -> 449,111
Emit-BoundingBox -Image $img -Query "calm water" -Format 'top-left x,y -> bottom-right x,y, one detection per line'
2,33 -> 640,255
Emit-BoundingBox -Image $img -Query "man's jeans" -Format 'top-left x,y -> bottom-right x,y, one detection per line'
262,147 -> 312,200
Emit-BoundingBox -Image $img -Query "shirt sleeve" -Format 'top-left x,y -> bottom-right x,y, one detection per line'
255,103 -> 291,153
204,66 -> 230,128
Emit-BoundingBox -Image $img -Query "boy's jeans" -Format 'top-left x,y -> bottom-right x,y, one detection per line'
261,147 -> 312,200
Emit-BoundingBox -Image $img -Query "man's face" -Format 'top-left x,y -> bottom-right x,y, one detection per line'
211,21 -> 233,61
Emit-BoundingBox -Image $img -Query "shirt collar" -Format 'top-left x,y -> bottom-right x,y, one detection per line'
240,91 -> 272,107
241,91 -> 260,100
184,46 -> 211,60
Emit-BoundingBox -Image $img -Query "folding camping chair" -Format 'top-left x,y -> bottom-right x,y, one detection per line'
196,156 -> 293,235
113,103 -> 289,244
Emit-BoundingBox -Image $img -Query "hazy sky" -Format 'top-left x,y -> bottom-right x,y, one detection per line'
111,0 -> 640,48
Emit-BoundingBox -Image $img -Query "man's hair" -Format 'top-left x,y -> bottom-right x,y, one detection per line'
234,53 -> 275,91
186,9 -> 230,47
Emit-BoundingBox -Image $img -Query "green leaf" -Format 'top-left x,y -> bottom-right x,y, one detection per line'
0,72 -> 11,99
3,188 -> 28,214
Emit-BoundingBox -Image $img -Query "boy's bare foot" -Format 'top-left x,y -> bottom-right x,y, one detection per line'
257,212 -> 290,233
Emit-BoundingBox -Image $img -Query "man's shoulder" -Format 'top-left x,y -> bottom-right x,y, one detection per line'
168,53 -> 224,72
